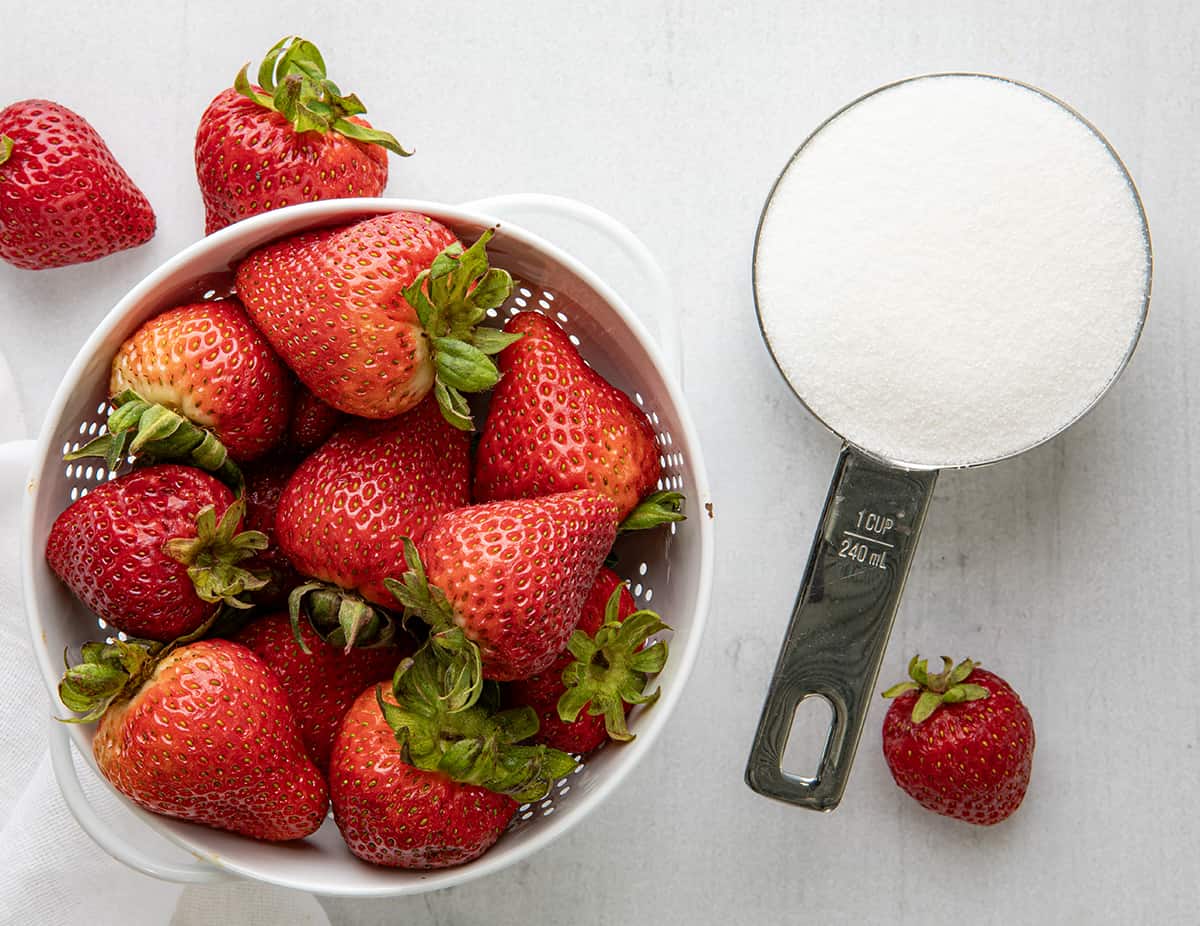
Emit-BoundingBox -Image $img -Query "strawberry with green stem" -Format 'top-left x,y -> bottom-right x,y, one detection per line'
507,569 -> 670,753
195,36 -> 409,234
881,655 -> 1035,825
46,465 -> 267,641
68,299 -> 292,488
386,490 -> 620,702
330,645 -> 576,869
236,214 -> 516,426
277,398 -> 470,651
61,636 -> 328,841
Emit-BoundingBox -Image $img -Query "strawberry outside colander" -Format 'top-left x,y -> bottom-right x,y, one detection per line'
8,195 -> 713,897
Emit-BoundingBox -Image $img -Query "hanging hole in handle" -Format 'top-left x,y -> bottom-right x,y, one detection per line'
781,694 -> 835,783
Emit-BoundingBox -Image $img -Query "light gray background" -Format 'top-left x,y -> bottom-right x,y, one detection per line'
2,1 -> 1197,923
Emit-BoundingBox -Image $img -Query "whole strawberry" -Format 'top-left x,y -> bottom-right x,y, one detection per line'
234,612 -> 410,773
329,646 -> 575,868
277,397 -> 470,648
506,568 -> 668,754
68,300 -> 291,486
241,457 -> 302,607
475,311 -> 683,528
236,214 -> 515,424
388,489 -> 620,695
195,36 -> 408,234
881,656 -> 1035,825
46,465 -> 266,641
62,638 -> 328,841
0,99 -> 154,269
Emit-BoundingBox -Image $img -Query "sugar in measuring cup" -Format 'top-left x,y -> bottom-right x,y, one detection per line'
745,73 -> 1151,810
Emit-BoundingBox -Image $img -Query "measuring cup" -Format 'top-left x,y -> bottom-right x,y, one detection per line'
744,74 -> 1152,811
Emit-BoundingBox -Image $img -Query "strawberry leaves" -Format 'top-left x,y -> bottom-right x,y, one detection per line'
378,646 -> 577,802
402,229 -> 519,430
0,135 -> 13,166
882,655 -> 991,724
619,490 -> 687,532
384,538 -> 484,710
557,585 -> 671,742
235,35 -> 411,156
288,581 -> 399,653
67,389 -> 243,492
163,498 -> 269,610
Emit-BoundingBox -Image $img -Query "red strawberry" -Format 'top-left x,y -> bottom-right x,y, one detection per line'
0,99 -> 154,269
506,568 -> 668,754
388,490 -> 620,691
241,457 -> 302,607
329,646 -> 575,868
881,656 -> 1035,825
286,383 -> 342,452
62,638 -> 328,841
194,36 -> 408,234
98,300 -> 291,464
475,311 -> 683,528
234,612 -> 410,773
46,465 -> 266,641
276,397 -> 469,647
236,214 -> 515,424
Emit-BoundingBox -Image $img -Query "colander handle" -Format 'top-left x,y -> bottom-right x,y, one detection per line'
47,721 -> 233,883
459,194 -> 682,381
746,447 -> 937,810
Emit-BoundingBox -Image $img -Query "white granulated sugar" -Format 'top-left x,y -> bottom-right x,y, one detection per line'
755,75 -> 1150,469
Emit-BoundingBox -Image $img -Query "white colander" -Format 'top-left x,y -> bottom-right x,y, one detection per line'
11,195 -> 713,896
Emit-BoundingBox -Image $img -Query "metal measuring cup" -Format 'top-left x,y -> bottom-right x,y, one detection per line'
745,74 -> 1152,811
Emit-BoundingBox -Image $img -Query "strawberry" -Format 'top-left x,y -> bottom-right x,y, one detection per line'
46,465 -> 266,641
881,656 -> 1035,825
68,299 -> 291,484
61,638 -> 328,841
475,311 -> 683,528
506,568 -> 668,754
236,214 -> 516,425
329,646 -> 575,868
241,457 -> 302,607
234,612 -> 410,773
0,99 -> 154,269
286,383 -> 342,452
194,36 -> 408,234
388,490 -> 620,695
277,397 -> 470,647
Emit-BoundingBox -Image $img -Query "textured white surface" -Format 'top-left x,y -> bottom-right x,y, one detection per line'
756,74 -> 1149,468
2,1 -> 1199,923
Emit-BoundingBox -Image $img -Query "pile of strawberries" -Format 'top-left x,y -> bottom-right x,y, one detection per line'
19,37 -> 683,870
46,205 -> 682,867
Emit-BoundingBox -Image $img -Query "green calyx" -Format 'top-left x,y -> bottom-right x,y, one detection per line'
378,645 -> 577,802
882,655 -> 990,724
619,490 -> 687,532
557,585 -> 670,742
402,229 -> 519,431
0,135 -> 13,166
66,389 -> 243,493
59,612 -> 220,722
163,499 -> 268,610
383,538 -> 483,710
288,581 -> 399,653
234,35 -> 410,156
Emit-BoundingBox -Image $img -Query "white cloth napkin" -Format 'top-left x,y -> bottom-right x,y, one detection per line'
0,350 -> 329,925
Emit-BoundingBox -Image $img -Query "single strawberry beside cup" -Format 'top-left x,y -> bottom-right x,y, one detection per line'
881,655 -> 1035,825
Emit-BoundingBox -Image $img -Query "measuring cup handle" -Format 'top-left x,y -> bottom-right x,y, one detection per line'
458,193 -> 682,382
745,447 -> 937,810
